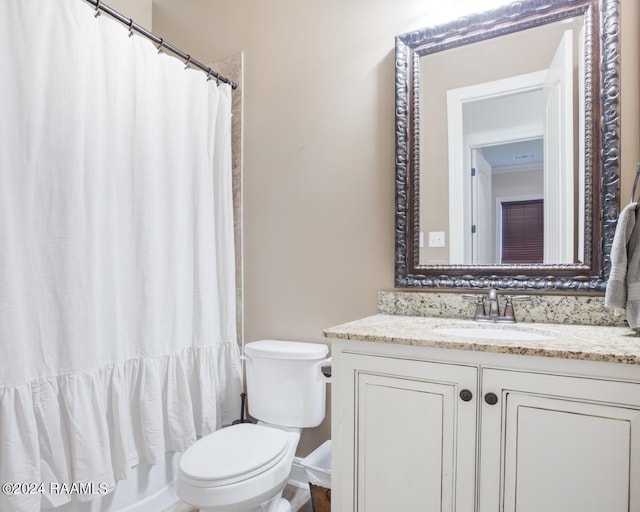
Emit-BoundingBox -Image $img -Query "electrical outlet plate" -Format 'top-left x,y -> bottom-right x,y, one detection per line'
428,231 -> 445,248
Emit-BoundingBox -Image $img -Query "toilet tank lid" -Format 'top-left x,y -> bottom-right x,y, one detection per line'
245,340 -> 328,360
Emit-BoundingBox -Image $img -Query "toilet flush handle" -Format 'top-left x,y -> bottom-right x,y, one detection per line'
317,357 -> 332,384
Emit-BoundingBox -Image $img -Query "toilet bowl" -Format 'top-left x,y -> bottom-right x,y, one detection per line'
177,423 -> 301,512
176,340 -> 329,512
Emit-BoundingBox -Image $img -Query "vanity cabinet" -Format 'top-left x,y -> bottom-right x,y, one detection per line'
335,351 -> 478,512
479,368 -> 640,512
331,339 -> 640,512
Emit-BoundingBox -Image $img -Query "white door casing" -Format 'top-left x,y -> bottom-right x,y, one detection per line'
447,71 -> 546,264
543,29 -> 574,263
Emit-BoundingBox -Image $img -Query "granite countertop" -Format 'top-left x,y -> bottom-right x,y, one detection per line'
323,314 -> 640,365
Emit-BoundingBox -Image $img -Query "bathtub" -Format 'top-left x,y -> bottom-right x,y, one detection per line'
48,452 -> 182,512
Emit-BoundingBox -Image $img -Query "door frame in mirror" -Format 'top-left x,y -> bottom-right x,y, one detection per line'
395,0 -> 619,292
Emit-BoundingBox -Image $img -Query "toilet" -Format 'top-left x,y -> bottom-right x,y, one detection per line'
176,340 -> 330,512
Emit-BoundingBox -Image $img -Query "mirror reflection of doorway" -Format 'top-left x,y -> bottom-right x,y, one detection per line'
447,28 -> 577,265
470,141 -> 544,264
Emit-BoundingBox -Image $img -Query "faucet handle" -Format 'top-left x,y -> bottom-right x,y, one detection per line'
461,293 -> 485,308
503,297 -> 515,320
502,295 -> 531,322
462,294 -> 485,319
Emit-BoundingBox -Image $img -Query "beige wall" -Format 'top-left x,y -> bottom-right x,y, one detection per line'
620,0 -> 640,203
151,0 -> 425,456
150,0 -> 639,456
106,0 -> 153,29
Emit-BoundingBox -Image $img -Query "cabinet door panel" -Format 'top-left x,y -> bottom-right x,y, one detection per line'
357,373 -> 452,512
480,369 -> 640,512
341,354 -> 477,512
504,394 -> 635,512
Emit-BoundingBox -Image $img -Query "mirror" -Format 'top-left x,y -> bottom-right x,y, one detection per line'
395,0 -> 620,291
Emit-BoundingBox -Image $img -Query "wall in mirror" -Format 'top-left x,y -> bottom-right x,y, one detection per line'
395,0 -> 620,291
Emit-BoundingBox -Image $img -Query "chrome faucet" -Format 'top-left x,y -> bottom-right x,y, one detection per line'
487,288 -> 500,318
462,288 -> 529,323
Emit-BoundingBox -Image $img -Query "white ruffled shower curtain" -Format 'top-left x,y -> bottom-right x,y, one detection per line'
0,1 -> 242,510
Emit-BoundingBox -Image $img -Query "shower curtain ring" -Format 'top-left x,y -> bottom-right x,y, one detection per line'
184,55 -> 192,70
156,38 -> 164,54
206,70 -> 213,82
94,0 -> 101,17
128,19 -> 134,37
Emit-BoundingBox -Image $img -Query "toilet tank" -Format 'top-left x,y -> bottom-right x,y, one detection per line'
244,340 -> 329,428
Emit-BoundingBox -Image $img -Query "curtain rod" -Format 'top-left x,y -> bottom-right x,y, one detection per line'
84,0 -> 238,90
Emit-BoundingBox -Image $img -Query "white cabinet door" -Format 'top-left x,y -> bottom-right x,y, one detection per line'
479,369 -> 640,512
337,353 -> 477,512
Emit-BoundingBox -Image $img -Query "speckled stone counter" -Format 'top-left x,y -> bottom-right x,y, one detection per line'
323,314 -> 640,365
378,291 -> 627,327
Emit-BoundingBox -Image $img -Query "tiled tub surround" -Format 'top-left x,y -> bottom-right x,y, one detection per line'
379,290 -> 628,327
324,314 -> 640,364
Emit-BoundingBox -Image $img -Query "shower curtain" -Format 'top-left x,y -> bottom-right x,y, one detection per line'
0,1 -> 242,510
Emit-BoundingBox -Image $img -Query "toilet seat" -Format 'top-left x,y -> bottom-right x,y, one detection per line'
179,423 -> 290,488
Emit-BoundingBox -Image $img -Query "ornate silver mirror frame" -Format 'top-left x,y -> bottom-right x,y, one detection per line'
395,0 -> 619,291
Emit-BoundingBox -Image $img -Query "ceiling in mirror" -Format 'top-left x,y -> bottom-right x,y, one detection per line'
395,0 -> 620,291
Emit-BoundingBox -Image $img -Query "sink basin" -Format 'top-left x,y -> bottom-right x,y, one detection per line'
432,326 -> 552,341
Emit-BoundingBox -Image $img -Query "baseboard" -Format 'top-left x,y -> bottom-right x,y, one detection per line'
288,456 -> 309,488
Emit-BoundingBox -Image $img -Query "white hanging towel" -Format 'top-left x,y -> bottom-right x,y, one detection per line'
604,202 -> 640,329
